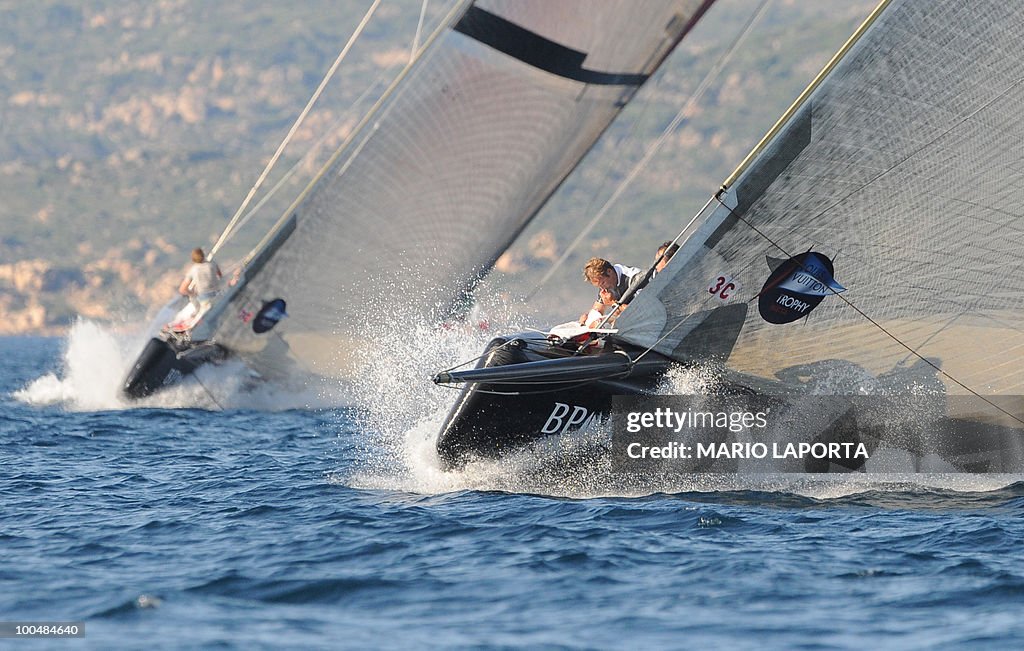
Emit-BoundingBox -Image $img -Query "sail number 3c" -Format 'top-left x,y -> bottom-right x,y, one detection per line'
708,275 -> 740,304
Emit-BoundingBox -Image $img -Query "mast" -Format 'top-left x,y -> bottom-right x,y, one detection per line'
616,0 -> 1024,412
198,1 -> 720,383
720,0 -> 893,191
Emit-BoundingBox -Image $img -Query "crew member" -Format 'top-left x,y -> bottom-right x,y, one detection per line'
654,241 -> 679,274
578,257 -> 644,327
179,247 -> 222,311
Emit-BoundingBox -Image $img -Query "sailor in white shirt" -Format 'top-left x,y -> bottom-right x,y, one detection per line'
179,247 -> 222,308
578,257 -> 645,328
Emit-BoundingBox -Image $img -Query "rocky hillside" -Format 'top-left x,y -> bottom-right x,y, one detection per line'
0,0 -> 873,333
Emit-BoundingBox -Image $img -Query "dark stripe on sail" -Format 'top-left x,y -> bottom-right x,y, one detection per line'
454,6 -> 648,86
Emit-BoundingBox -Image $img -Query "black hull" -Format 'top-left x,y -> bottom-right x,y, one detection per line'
435,334 -> 1024,473
436,334 -> 670,468
122,337 -> 226,399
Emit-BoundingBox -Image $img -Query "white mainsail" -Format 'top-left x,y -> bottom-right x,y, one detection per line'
616,0 -> 1024,408
197,0 -> 714,382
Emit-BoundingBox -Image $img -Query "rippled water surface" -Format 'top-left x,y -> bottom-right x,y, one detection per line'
4,334 -> 1024,649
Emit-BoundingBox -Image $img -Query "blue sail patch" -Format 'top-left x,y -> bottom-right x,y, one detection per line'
252,299 -> 288,334
758,252 -> 844,324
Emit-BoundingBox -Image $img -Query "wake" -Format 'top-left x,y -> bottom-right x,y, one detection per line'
340,321 -> 1023,500
13,319 -> 341,411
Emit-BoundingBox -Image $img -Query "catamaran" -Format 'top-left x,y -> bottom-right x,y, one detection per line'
122,0 -> 717,399
433,0 -> 1024,472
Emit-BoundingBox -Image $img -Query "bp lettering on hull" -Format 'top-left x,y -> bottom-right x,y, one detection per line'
541,402 -> 600,436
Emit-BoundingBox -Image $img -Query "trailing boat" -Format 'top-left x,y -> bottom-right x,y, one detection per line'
123,333 -> 227,400
123,0 -> 717,399
435,0 -> 1024,472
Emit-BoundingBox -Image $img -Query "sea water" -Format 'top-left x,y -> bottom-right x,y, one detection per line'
3,327 -> 1024,649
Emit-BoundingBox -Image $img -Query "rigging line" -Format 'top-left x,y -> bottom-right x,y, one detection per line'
225,77 -> 389,241
236,0 -> 470,275
633,78 -> 1024,408
632,26 -> 1024,366
191,368 -> 225,411
411,0 -> 429,63
570,192 -> 717,356
585,109 -> 1024,399
234,0 -> 461,247
250,0 -> 469,261
582,192 -> 718,345
209,0 -> 385,260
555,30 -> 687,277
526,0 -> 773,300
271,330 -> 318,379
895,311 -> 964,367
436,338 -> 519,375
631,307 -> 703,364
708,192 -> 1024,429
769,75 -> 1024,254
